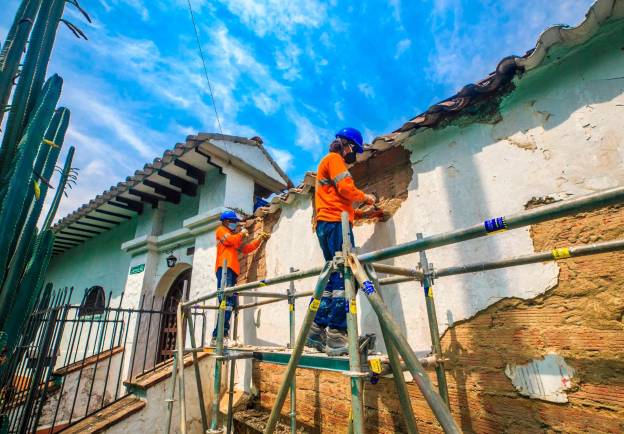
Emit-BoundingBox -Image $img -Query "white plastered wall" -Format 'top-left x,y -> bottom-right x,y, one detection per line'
233,33 -> 624,388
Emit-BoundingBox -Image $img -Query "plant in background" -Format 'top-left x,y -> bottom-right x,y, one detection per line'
0,0 -> 90,360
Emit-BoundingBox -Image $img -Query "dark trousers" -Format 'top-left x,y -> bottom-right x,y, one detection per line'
212,267 -> 238,338
313,220 -> 355,331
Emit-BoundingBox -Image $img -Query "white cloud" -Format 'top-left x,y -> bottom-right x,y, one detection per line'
110,0 -> 149,21
216,0 -> 327,39
389,0 -> 403,28
357,83 -> 375,99
395,38 -> 412,59
334,100 -> 344,121
287,110 -> 324,154
252,93 -> 279,115
265,145 -> 294,172
426,0 -> 595,93
274,43 -> 303,81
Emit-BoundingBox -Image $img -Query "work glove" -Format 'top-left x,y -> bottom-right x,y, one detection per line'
363,193 -> 377,205
240,228 -> 249,237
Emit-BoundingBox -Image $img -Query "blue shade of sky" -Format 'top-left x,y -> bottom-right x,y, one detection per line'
1,0 -> 595,219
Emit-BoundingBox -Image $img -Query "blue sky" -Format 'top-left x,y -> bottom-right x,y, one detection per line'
1,0 -> 595,219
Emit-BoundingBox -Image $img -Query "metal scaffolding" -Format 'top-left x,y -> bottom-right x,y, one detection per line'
167,185 -> 624,434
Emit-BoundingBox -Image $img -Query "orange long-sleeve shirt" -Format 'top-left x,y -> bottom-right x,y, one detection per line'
315,152 -> 367,223
215,225 -> 261,275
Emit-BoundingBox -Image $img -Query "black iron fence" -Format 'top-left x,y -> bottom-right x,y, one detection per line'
0,288 -> 207,434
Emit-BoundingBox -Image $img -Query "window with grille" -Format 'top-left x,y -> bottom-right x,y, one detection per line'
79,286 -> 106,317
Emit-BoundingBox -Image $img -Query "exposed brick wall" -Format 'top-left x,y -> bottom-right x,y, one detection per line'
238,209 -> 282,284
350,146 -> 413,225
251,205 -> 624,433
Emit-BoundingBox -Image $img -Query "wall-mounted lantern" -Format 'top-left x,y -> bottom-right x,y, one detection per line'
166,251 -> 177,268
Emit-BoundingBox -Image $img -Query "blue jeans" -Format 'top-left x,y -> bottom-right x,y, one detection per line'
313,221 -> 355,331
212,267 -> 238,338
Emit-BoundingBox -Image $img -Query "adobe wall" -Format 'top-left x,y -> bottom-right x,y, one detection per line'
229,23 -> 624,432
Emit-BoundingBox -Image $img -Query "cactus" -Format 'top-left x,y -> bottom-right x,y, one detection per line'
0,0 -> 65,192
0,0 -> 43,127
0,108 -> 69,324
2,147 -> 76,351
0,0 -> 89,359
0,74 -> 62,284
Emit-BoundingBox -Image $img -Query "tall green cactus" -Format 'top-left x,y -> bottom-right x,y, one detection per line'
0,74 -> 62,288
0,0 -> 43,127
0,108 -> 69,325
0,0 -> 65,190
4,147 -> 77,350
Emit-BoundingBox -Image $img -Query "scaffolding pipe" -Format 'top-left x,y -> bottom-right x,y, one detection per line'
165,353 -> 177,434
210,259 -> 228,433
184,185 -> 624,308
237,291 -> 314,310
349,254 -> 461,434
372,263 -> 424,280
365,264 -> 419,434
186,314 -> 209,432
263,262 -> 333,434
176,304 -> 187,434
226,305 -> 240,434
288,267 -> 297,434
418,234 -> 449,407
435,238 -> 624,278
358,185 -> 624,264
377,238 -> 624,286
342,213 -> 365,434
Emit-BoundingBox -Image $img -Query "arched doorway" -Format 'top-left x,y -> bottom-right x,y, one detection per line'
157,268 -> 192,363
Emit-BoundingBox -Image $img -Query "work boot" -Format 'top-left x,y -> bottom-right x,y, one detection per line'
305,323 -> 326,352
325,328 -> 348,357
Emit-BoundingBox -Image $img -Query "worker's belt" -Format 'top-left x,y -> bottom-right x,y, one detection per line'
318,170 -> 352,186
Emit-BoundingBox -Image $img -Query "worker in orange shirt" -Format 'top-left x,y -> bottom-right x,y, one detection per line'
211,210 -> 269,345
306,127 -> 376,356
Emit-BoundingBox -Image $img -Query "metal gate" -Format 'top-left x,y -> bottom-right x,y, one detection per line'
0,287 -> 208,434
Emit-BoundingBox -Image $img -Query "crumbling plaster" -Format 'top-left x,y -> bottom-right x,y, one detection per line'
238,24 -> 624,358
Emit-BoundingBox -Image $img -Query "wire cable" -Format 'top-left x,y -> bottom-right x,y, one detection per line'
186,0 -> 223,134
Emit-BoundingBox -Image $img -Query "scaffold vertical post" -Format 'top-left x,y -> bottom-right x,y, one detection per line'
176,303 -> 187,434
165,353 -> 178,434
348,254 -> 461,434
417,233 -> 450,407
364,264 -> 419,434
210,258 -> 228,433
186,312 -> 209,432
341,212 -> 365,434
288,266 -> 297,434
226,302 -> 240,434
263,262 -> 333,434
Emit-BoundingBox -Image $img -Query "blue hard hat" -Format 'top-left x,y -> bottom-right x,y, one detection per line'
335,127 -> 364,153
220,210 -> 240,222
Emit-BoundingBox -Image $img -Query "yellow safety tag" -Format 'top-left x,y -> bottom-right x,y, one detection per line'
427,286 -> 434,298
309,299 -> 320,311
289,303 -> 294,312
43,139 -> 59,148
369,358 -> 382,374
203,347 -> 214,353
552,247 -> 571,259
219,300 -> 227,310
349,298 -> 357,314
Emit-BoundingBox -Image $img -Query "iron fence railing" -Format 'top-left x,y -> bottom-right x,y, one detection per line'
0,287 -> 207,434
